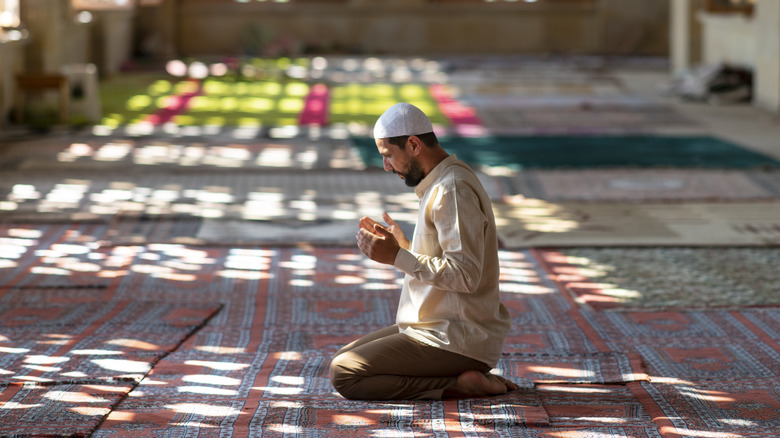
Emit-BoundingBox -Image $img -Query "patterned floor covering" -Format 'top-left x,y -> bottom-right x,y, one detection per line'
1,243 -> 778,436
535,248 -> 780,310
494,199 -> 780,247
3,137 -> 780,248
2,55 -> 780,437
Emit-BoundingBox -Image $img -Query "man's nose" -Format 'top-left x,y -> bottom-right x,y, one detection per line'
383,157 -> 392,172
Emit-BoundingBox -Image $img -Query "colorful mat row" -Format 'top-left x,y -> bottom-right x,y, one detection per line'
100,76 -> 449,129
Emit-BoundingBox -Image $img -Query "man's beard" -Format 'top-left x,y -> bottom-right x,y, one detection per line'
396,157 -> 425,187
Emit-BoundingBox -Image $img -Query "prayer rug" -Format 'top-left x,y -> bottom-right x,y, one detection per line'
298,83 -> 329,126
746,169 -> 780,197
0,299 -> 221,386
351,135 -> 780,170
635,379 -> 780,437
430,84 -> 485,136
104,216 -> 204,246
16,137 -> 367,171
609,339 -> 780,381
0,381 -> 135,437
100,74 -> 310,127
91,245 -> 566,435
580,310 -> 780,342
496,352 -> 648,385
535,248 -> 780,309
145,78 -> 203,126
505,169 -> 779,201
501,325 -> 603,356
0,223 -> 112,289
99,73 -> 175,126
0,297 -> 220,436
195,218 -> 356,246
495,200 -> 780,248
739,309 -> 780,340
537,383 -> 656,428
327,83 -> 448,128
474,106 -> 700,136
97,392 -> 550,436
95,350 -> 549,436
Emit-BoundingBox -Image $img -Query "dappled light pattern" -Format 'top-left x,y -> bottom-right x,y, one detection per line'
3,54 -> 780,437
2,229 -> 780,435
537,248 -> 780,309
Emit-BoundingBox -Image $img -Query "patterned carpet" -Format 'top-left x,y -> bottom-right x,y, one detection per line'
506,168 -> 780,201
536,248 -> 780,310
2,55 -> 780,437
1,243 -> 778,436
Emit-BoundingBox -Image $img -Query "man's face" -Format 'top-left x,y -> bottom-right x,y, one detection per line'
376,138 -> 425,187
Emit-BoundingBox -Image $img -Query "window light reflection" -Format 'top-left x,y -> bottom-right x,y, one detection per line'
105,339 -> 161,350
529,366 -> 594,379
182,375 -> 241,386
0,347 -> 29,354
22,365 -> 61,372
91,359 -> 152,374
184,360 -> 250,371
70,349 -> 124,356
43,391 -> 108,404
178,386 -> 238,396
195,346 -> 246,354
164,403 -> 242,417
69,407 -> 110,417
497,198 -> 580,233
0,402 -> 42,410
24,355 -> 69,365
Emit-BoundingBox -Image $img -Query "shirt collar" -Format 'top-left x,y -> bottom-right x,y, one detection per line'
414,154 -> 457,199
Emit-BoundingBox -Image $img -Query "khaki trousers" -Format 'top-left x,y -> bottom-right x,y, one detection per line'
329,325 -> 491,400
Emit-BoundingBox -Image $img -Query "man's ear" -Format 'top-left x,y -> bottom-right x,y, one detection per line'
408,136 -> 423,155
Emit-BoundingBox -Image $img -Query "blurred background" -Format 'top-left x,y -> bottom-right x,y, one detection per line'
0,0 -> 775,132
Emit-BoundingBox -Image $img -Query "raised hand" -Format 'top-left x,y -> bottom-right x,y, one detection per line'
357,215 -> 401,265
380,212 -> 410,250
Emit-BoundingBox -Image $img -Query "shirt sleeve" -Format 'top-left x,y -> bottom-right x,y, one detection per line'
393,176 -> 488,293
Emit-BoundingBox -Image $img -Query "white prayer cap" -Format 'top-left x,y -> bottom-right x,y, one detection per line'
373,103 -> 433,139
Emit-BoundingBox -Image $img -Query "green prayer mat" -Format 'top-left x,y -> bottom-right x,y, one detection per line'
351,135 -> 780,169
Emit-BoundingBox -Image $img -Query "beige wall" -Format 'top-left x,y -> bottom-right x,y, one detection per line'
699,12 -> 755,68
170,1 -> 668,58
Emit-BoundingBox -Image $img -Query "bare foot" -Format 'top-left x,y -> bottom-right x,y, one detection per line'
444,370 -> 509,398
494,374 -> 521,391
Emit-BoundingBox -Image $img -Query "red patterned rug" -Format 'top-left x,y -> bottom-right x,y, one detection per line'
95,351 -> 549,436
2,244 -> 779,436
634,379 -> 780,437
0,295 -> 221,436
0,223 -> 112,290
0,382 -> 136,437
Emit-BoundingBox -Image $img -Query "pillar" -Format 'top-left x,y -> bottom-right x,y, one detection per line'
670,0 -> 703,74
754,0 -> 780,112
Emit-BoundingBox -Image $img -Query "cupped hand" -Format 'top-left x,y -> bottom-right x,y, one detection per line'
357,216 -> 401,264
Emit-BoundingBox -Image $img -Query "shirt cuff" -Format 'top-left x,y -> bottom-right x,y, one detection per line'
394,248 -> 418,275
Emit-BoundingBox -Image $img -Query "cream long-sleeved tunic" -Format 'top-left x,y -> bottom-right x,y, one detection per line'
393,154 -> 511,367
